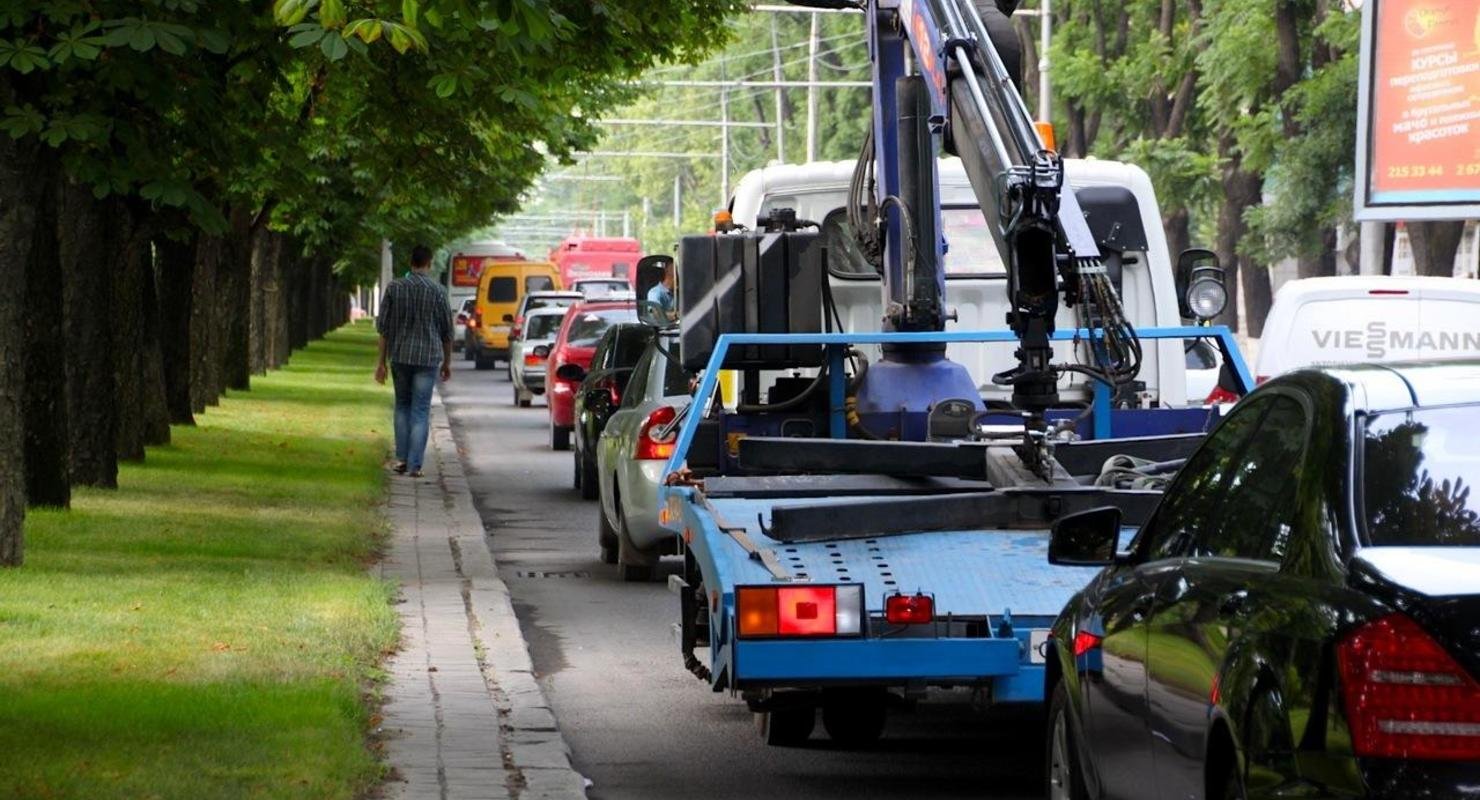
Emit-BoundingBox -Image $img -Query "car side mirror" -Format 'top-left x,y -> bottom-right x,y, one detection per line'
1048,507 -> 1123,567
635,254 -> 675,328
502,313 -> 514,323
555,363 -> 586,382
585,388 -> 612,408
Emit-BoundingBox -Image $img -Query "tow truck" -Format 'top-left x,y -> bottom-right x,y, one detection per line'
650,0 -> 1252,746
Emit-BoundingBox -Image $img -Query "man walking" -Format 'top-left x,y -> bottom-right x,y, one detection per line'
375,245 -> 453,478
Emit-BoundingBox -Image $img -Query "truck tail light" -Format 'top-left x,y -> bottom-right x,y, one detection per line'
885,593 -> 934,624
736,585 -> 863,638
1204,386 -> 1240,405
635,405 -> 679,460
1338,612 -> 1480,760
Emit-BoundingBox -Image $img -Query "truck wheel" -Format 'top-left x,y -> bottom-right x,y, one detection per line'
550,425 -> 570,451
1046,681 -> 1090,800
597,502 -> 619,565
474,351 -> 494,371
755,707 -> 815,747
463,341 -> 475,361
821,688 -> 888,747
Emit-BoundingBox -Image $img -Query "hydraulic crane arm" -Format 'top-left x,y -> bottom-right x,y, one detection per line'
790,0 -> 1141,414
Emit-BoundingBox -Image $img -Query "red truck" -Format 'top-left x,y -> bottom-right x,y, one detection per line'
548,235 -> 641,286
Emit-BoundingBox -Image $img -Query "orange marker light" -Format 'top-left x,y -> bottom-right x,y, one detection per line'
1034,121 -> 1056,152
737,587 -> 779,637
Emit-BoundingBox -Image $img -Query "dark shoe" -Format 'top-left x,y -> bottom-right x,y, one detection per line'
408,469 -> 424,479
393,461 -> 408,474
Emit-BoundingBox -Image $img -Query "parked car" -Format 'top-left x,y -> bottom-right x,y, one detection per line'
509,290 -> 582,344
546,300 -> 637,451
1184,338 -> 1222,405
1256,276 -> 1480,382
508,307 -> 568,408
571,277 -> 633,300
467,261 -> 561,370
596,331 -> 693,580
566,323 -> 658,500
453,296 -> 476,354
1043,360 -> 1480,800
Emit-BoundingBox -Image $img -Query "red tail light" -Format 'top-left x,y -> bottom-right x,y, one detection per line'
524,353 -> 544,366
1073,630 -> 1102,657
635,405 -> 679,460
885,593 -> 934,624
472,310 -> 483,328
1204,386 -> 1240,405
1337,613 -> 1480,760
736,585 -> 863,638
511,315 -> 524,339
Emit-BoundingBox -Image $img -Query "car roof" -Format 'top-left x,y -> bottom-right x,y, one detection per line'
570,300 -> 637,313
1271,275 -> 1480,303
526,290 -> 581,299
1277,359 -> 1480,412
525,306 -> 570,317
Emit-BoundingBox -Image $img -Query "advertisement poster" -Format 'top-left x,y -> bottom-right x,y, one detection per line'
450,256 -> 488,288
1358,0 -> 1480,218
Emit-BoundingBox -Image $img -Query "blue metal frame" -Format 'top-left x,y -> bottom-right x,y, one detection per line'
661,325 -> 1253,486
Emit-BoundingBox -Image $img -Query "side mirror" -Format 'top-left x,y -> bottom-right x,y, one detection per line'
1175,249 -> 1227,321
555,363 -> 586,382
502,313 -> 514,323
585,388 -> 612,408
1048,507 -> 1123,567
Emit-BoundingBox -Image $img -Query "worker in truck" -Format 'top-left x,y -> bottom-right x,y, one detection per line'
645,261 -> 677,322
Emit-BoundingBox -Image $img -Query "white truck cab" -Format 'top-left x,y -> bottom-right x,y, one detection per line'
1257,276 -> 1480,380
727,157 -> 1190,407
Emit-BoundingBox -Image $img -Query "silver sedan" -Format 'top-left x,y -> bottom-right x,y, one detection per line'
595,332 -> 691,581
509,308 -> 568,407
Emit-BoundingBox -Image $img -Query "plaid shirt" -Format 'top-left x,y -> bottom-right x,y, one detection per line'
377,271 -> 453,368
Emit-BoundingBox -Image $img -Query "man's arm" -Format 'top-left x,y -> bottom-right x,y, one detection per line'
438,295 -> 453,382
375,286 -> 393,384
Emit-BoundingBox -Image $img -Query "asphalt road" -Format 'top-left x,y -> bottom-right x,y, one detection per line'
441,358 -> 1045,800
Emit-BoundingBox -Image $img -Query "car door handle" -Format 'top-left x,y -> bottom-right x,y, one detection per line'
1219,590 -> 1250,617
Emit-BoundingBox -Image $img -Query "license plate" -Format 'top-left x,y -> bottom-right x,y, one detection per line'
1029,630 -> 1050,664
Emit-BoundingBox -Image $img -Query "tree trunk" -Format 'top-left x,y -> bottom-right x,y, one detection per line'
1214,156 -> 1265,334
59,182 -> 118,489
219,209 -> 252,392
155,236 -> 196,426
191,234 -> 221,411
1407,220 -> 1465,277
270,237 -> 292,368
111,205 -> 148,460
1164,209 -> 1190,264
22,160 -> 70,508
1296,227 -> 1339,279
138,235 -> 172,446
0,134 -> 40,565
249,229 -> 271,374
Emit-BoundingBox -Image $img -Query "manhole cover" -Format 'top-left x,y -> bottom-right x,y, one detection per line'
514,570 -> 590,579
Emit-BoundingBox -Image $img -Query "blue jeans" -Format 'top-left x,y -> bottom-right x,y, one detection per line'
391,364 -> 437,472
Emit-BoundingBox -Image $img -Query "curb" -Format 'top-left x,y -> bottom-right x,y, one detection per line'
429,400 -> 589,798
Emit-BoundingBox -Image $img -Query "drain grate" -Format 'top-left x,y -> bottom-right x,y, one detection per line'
514,570 -> 590,579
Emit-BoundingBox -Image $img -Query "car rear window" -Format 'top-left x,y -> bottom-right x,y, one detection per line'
488,277 -> 517,303
524,314 -> 563,340
525,275 -> 555,292
661,342 -> 690,396
1362,405 -> 1480,546
525,295 -> 577,312
565,309 -> 636,346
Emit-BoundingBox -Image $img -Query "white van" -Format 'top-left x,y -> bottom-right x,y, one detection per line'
1256,276 -> 1480,380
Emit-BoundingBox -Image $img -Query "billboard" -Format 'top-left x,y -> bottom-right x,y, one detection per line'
1354,0 -> 1480,221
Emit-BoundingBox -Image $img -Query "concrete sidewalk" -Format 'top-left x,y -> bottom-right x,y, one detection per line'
378,398 -> 587,800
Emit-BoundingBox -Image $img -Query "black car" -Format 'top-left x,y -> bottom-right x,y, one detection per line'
567,323 -> 656,500
1044,361 -> 1480,800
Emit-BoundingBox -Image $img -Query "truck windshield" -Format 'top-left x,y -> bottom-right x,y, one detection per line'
1362,405 -> 1480,546
823,207 -> 1005,277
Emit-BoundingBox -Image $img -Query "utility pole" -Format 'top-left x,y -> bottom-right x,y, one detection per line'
623,209 -> 631,238
806,11 -> 820,161
721,58 -> 731,204
771,14 -> 785,163
673,173 -> 682,229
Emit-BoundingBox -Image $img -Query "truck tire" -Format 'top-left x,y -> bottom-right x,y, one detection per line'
1046,681 -> 1090,800
474,351 -> 495,371
821,688 -> 888,747
755,707 -> 815,747
550,425 -> 570,451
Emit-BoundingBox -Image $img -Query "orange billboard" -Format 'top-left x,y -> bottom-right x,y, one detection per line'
1357,0 -> 1480,219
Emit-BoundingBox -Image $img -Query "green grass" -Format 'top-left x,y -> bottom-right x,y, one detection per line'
0,322 -> 400,800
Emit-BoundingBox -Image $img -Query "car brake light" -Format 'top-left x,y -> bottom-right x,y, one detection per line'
524,354 -> 544,366
635,405 -> 679,460
1204,386 -> 1240,405
1337,612 -> 1480,760
736,585 -> 863,638
1073,630 -> 1102,657
885,593 -> 934,624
